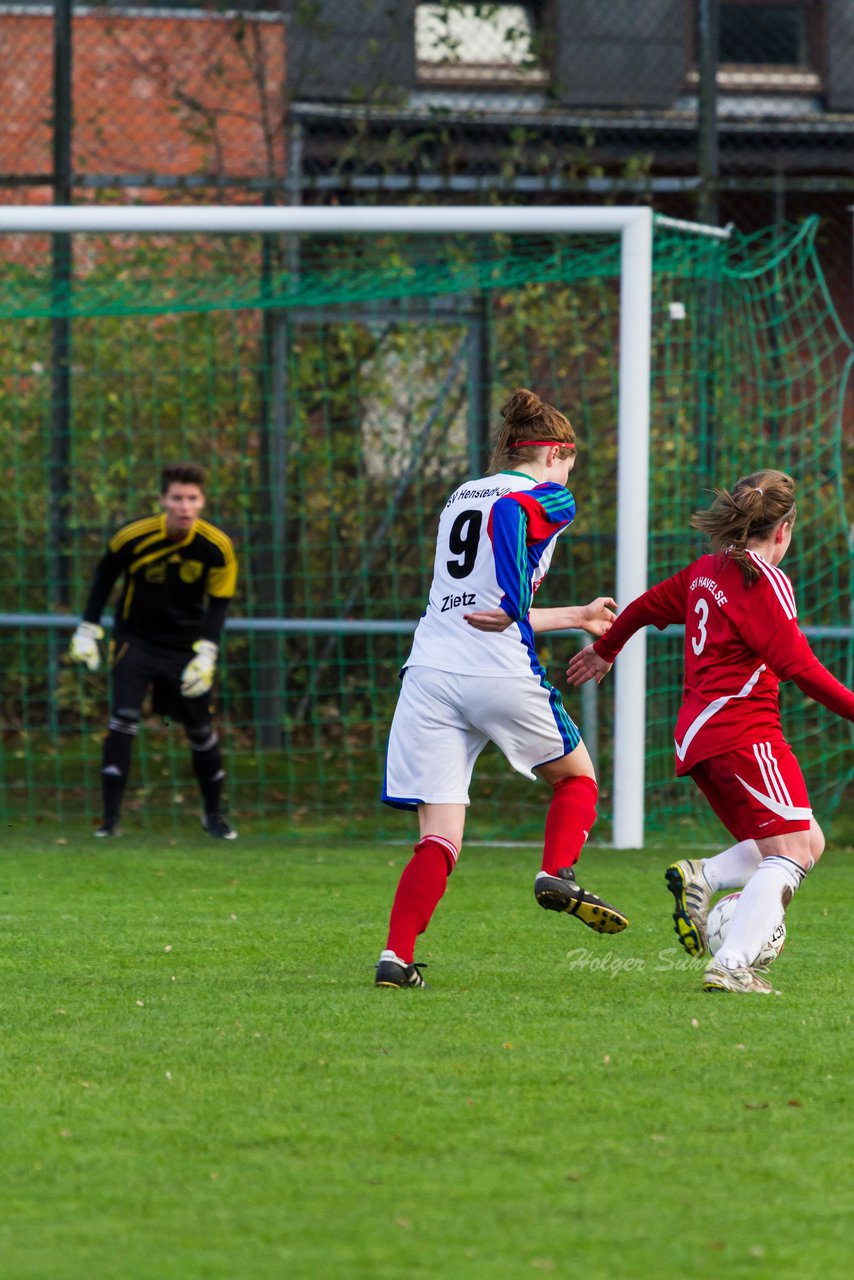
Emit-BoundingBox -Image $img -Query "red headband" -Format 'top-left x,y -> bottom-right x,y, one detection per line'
510,439 -> 575,450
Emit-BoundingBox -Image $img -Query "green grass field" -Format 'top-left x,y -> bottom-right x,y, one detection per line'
1,827 -> 851,1280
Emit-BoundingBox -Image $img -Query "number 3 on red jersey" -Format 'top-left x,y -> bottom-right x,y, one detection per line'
692,597 -> 709,655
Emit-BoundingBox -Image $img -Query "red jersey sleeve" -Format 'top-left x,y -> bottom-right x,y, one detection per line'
739,600 -> 854,722
593,568 -> 690,663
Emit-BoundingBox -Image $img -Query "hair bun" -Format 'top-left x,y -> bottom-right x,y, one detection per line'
734,482 -> 769,513
500,387 -> 542,425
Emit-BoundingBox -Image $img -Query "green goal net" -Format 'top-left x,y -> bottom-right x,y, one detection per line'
0,214 -> 850,842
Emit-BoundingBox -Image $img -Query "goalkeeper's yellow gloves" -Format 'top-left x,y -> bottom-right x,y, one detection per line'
69,621 -> 104,672
180,639 -> 218,698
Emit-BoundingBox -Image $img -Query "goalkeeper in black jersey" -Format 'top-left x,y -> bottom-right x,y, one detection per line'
69,463 -> 239,838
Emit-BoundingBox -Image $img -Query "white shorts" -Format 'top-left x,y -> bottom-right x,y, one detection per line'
382,664 -> 581,810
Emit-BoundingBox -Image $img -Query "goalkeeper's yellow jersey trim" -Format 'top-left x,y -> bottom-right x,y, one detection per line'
108,515 -> 237,599
109,515 -> 163,554
197,519 -> 238,599
91,514 -> 238,647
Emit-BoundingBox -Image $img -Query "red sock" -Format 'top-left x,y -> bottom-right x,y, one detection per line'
542,775 -> 598,875
385,835 -> 458,963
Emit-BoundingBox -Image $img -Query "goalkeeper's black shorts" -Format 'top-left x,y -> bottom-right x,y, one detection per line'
109,633 -> 212,730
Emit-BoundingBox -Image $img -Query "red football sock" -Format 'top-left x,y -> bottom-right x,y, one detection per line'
385,835 -> 458,963
542,775 -> 598,875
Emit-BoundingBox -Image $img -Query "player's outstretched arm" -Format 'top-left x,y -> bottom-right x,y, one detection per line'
465,597 -> 617,635
526,597 -> 617,635
566,644 -> 613,686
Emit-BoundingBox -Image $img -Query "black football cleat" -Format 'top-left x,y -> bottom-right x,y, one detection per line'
535,867 -> 628,933
374,951 -> 428,988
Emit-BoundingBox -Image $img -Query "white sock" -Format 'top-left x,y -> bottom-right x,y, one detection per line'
702,839 -> 762,893
715,855 -> 806,969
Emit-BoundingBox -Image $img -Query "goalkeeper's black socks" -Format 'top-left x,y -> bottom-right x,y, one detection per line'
100,727 -> 134,827
191,741 -> 225,815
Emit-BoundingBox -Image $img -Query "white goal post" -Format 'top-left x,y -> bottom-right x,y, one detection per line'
0,203 -> 727,848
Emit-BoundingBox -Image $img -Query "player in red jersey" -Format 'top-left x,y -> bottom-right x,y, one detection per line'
566,469 -> 854,995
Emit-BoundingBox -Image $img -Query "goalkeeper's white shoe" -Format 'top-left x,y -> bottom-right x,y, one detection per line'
665,859 -> 712,957
202,812 -> 237,840
702,960 -> 778,995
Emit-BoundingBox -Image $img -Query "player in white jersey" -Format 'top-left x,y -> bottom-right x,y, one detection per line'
375,388 -> 630,989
